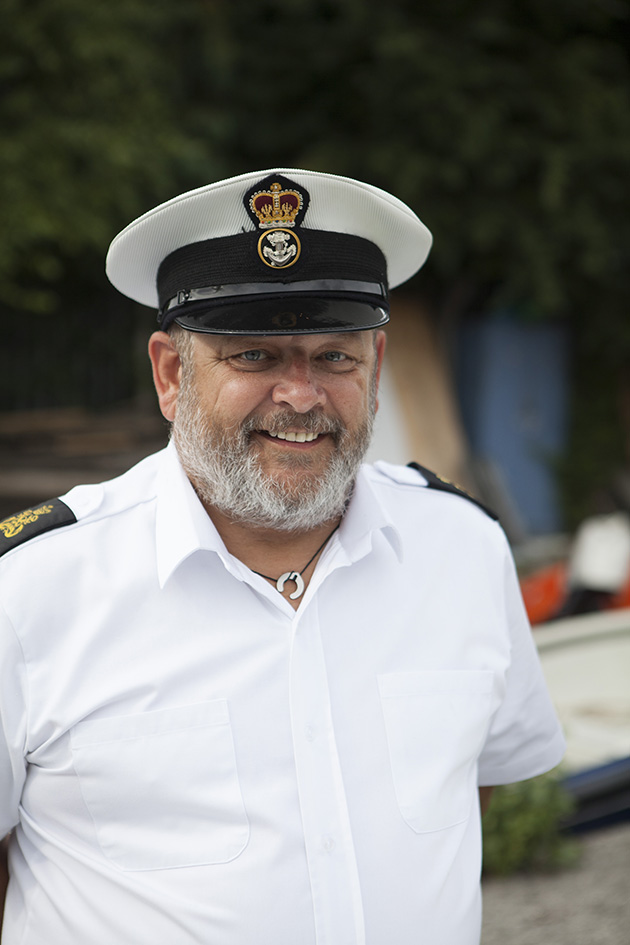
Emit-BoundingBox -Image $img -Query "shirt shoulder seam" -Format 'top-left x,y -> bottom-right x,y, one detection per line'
0,493 -> 158,563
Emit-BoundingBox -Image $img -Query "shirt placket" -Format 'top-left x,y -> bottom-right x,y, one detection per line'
289,595 -> 365,945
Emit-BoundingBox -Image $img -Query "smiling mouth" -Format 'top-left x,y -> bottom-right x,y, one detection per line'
246,411 -> 340,446
262,430 -> 322,443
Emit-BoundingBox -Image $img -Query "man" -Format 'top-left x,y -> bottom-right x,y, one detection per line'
0,169 -> 565,944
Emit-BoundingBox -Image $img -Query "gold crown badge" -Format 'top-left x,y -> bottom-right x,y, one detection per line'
249,181 -> 304,229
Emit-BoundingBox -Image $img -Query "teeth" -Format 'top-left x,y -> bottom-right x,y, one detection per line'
267,430 -> 319,442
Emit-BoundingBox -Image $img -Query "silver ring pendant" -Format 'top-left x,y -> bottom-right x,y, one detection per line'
276,571 -> 305,600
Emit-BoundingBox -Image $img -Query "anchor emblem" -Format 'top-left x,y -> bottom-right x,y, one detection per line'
258,229 -> 301,268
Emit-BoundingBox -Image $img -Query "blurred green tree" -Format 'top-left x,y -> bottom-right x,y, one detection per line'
0,0 -> 223,407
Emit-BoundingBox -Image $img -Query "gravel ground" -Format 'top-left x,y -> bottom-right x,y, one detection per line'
481,823 -> 630,945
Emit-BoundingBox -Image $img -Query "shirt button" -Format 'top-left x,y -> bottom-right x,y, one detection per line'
305,726 -> 316,741
322,835 -> 336,853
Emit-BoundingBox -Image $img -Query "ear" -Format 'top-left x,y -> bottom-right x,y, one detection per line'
148,331 -> 182,422
373,330 -> 387,413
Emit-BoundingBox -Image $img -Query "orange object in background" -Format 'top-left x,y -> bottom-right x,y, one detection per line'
520,560 -> 630,624
610,570 -> 630,609
520,561 -> 568,625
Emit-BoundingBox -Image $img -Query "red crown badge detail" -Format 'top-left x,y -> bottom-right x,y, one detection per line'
249,181 -> 304,229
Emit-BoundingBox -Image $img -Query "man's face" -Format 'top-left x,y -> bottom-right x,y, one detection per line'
169,329 -> 385,531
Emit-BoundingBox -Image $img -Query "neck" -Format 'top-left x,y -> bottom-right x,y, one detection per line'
207,503 -> 341,564
203,503 -> 342,608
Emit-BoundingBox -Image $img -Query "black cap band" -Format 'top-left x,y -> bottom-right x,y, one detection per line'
157,229 -> 389,334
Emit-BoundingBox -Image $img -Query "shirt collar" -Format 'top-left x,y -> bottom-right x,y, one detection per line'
335,464 -> 403,566
155,441 -> 228,587
155,445 -> 403,587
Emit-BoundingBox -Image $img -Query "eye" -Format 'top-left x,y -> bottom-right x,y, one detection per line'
231,349 -> 272,365
239,349 -> 267,362
227,348 -> 274,371
319,350 -> 357,372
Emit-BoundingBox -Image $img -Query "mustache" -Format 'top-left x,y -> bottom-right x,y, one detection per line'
241,410 -> 345,438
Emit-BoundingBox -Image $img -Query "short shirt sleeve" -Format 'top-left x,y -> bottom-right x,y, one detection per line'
0,599 -> 28,837
477,533 -> 566,786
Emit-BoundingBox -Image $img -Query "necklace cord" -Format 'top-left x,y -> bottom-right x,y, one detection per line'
251,522 -> 341,584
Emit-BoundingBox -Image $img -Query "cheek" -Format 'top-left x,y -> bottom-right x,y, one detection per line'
206,379 -> 270,423
331,375 -> 372,416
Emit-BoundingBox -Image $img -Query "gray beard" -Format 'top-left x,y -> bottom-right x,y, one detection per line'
172,381 -> 375,532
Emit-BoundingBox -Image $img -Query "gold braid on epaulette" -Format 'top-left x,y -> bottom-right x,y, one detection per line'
0,499 -> 76,556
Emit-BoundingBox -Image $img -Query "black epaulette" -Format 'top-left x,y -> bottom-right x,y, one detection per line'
0,498 -> 77,558
407,462 -> 499,521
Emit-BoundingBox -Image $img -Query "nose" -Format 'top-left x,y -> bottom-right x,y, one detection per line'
270,357 -> 326,413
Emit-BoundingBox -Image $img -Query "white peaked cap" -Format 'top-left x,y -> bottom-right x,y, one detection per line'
106,167 -> 432,309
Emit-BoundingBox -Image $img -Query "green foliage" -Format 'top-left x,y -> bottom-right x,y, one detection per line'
555,349 -> 628,528
3,0 -> 629,329
188,0 -> 630,334
482,770 -> 581,875
0,0 -> 219,314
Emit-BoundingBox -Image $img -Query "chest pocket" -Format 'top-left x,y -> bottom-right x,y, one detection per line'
71,701 -> 249,870
378,671 -> 494,833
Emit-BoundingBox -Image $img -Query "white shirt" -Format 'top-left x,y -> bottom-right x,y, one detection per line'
0,444 -> 565,945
